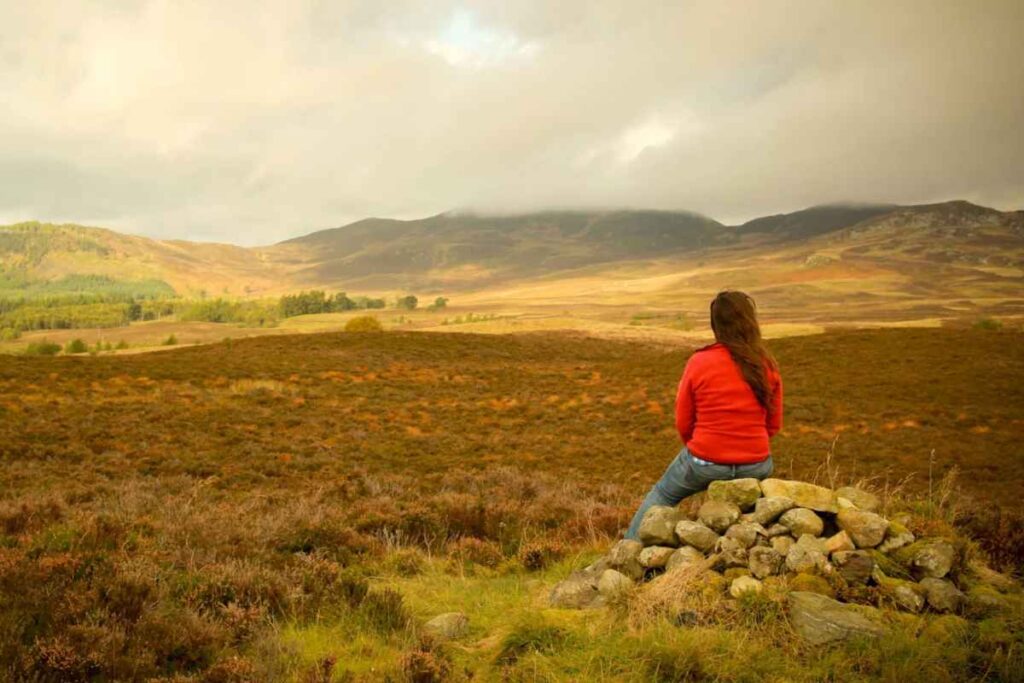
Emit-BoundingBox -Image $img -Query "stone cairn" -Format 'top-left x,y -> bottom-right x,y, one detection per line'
549,478 -> 1007,643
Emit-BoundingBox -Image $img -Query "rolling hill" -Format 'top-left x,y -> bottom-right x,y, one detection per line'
1,201 -> 1021,302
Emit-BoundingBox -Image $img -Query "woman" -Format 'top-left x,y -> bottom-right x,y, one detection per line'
625,290 -> 783,539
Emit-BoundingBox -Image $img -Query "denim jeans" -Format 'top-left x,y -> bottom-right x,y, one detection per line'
624,447 -> 774,540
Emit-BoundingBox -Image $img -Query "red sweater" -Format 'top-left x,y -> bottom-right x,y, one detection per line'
675,343 -> 783,464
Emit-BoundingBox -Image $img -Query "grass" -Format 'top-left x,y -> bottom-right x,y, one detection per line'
0,326 -> 1022,680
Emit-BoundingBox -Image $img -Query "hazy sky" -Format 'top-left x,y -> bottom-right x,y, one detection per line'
2,1 -> 1022,244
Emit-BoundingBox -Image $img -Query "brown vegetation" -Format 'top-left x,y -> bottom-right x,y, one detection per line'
0,326 -> 1021,679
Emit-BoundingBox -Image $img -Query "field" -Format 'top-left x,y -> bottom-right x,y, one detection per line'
1,326 -> 1022,680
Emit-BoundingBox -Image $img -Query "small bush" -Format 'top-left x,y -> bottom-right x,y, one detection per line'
360,588 -> 409,634
400,638 -> 452,683
25,340 -> 62,356
162,334 -> 178,346
344,316 -> 383,332
114,340 -> 128,350
65,338 -> 88,354
973,317 -> 1003,331
495,616 -> 570,665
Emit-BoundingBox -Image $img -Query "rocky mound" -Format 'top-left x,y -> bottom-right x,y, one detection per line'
550,478 -> 1016,643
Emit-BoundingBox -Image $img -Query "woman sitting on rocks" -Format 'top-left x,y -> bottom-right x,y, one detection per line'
625,290 -> 783,540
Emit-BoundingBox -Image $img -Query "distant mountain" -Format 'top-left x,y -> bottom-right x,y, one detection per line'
1,201 -> 1020,297
273,210 -> 729,287
736,203 -> 898,239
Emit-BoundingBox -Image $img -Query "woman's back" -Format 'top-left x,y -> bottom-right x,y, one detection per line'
675,343 -> 783,464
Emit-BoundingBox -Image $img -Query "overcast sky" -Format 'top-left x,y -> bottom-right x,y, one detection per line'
2,1 -> 1022,245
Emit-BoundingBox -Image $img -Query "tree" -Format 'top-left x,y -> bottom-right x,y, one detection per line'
428,297 -> 448,310
396,295 -> 418,310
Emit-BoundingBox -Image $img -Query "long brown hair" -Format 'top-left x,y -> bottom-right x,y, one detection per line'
710,291 -> 777,411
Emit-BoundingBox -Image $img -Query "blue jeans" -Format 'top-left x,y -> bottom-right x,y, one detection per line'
624,447 -> 774,540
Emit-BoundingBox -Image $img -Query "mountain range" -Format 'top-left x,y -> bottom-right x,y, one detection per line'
1,200 -> 1021,298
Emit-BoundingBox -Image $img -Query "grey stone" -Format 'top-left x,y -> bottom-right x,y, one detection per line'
698,500 -> 741,533
877,521 -> 915,554
894,539 -> 956,579
666,546 -> 706,572
760,479 -> 839,513
549,572 -> 600,608
597,569 -> 634,602
786,534 -> 829,574
724,522 -> 764,549
729,575 -> 763,598
423,612 -> 469,640
832,550 -> 874,584
715,537 -> 749,569
639,545 -> 676,569
836,509 -> 889,548
707,478 -> 763,511
675,520 -> 720,553
771,535 -> 796,556
606,539 -> 644,580
835,486 -> 881,512
748,496 -> 797,526
748,546 -> 784,579
788,591 -> 887,644
824,531 -> 855,555
779,508 -> 825,537
920,577 -> 965,613
638,506 -> 682,547
884,579 -> 926,613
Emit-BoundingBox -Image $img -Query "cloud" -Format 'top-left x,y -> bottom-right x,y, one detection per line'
0,0 -> 1021,244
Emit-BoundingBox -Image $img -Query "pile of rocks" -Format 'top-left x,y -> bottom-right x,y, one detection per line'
550,478 -> 1006,641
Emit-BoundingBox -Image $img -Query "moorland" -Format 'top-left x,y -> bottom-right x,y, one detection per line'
1,325 -> 1022,680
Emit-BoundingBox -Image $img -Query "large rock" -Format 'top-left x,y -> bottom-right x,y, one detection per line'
835,486 -> 881,512
893,538 -> 956,579
788,591 -> 887,644
836,509 -> 889,548
675,520 -> 720,553
724,522 -> 764,549
423,612 -> 469,640
715,537 -> 749,570
748,546 -> 784,579
729,575 -> 763,598
832,550 -> 874,584
698,500 -> 741,533
549,571 -> 600,608
666,546 -> 706,572
707,478 -> 762,511
881,578 -> 926,613
824,531 -> 855,555
597,569 -> 634,602
638,506 -> 682,547
606,539 -> 644,580
747,496 -> 796,526
639,546 -> 676,569
786,535 -> 829,574
765,523 -> 790,537
771,535 -> 796,556
779,508 -> 824,537
920,577 -> 965,613
877,521 -> 915,554
760,479 -> 839,513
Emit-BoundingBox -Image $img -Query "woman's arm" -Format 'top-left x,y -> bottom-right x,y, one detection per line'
675,360 -> 697,443
767,373 -> 783,437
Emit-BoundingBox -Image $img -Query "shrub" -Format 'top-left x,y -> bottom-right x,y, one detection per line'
360,588 -> 410,634
494,616 -> 570,665
24,340 -> 61,356
64,338 -> 88,354
973,317 -> 1003,331
163,334 -> 178,346
344,316 -> 383,333
114,340 -> 128,350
